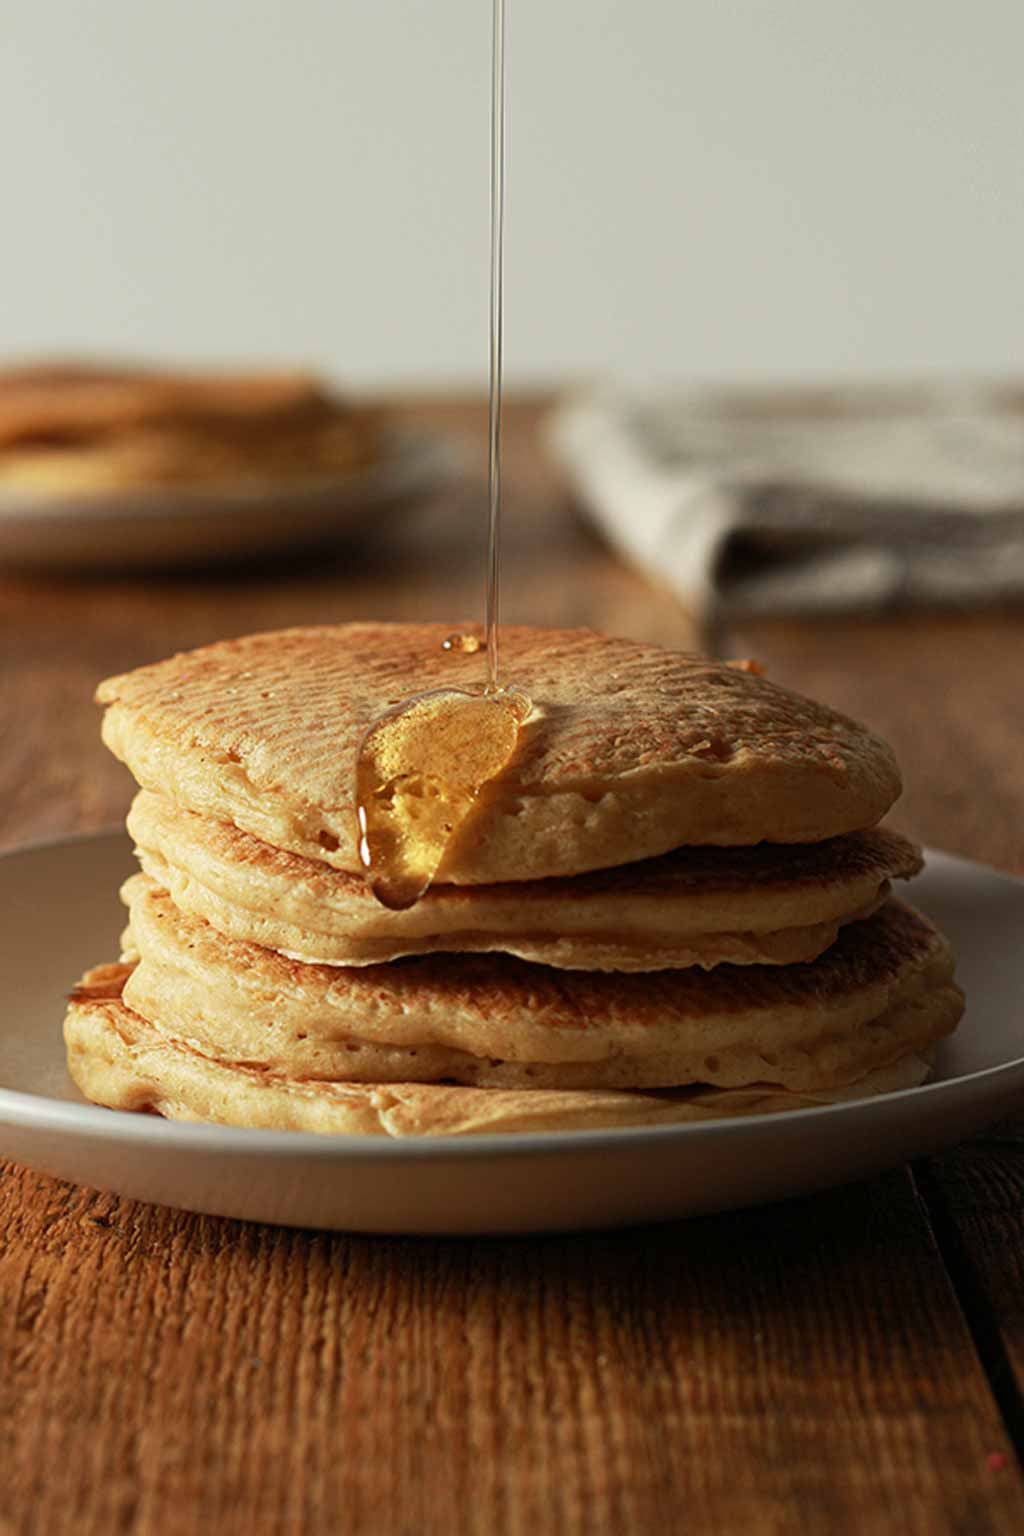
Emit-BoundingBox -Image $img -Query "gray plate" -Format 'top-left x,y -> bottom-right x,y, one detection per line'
1,832 -> 1022,1234
0,430 -> 457,572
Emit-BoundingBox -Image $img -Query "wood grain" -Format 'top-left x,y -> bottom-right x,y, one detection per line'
2,394 -> 1024,1534
915,1138 -> 1024,1450
1,1167 -> 1022,1536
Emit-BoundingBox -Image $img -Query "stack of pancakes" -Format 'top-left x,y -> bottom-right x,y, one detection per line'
0,360 -> 380,496
65,624 -> 963,1136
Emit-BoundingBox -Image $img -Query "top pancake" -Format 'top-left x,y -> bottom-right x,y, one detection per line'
97,623 -> 901,884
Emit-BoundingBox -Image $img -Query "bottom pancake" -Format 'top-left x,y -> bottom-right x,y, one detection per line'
65,975 -> 936,1137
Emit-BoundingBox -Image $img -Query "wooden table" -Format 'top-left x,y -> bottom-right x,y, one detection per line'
1,396 -> 1022,1534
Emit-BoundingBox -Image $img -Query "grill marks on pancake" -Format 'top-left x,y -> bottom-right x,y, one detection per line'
97,623 -> 902,883
97,624 -> 897,793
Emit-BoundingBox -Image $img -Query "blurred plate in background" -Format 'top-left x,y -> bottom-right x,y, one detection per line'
0,429 -> 457,574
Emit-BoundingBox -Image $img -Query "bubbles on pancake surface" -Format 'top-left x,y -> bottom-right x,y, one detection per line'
355,687 -> 531,909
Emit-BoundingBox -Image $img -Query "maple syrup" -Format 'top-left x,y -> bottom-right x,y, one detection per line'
484,0 -> 506,692
355,0 -> 529,909
441,632 -> 485,654
356,686 -> 530,909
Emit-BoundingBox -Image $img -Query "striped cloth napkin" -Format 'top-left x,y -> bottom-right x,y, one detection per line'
549,383 -> 1024,622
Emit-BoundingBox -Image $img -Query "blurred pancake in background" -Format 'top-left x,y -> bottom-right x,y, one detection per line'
0,360 -> 380,489
0,358 -> 455,572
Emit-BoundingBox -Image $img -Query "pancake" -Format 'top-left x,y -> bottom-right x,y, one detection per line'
64,973 -> 936,1136
0,362 -> 338,445
0,418 -> 379,494
127,791 -> 921,970
0,361 -> 381,494
113,879 -> 961,1092
97,624 -> 901,884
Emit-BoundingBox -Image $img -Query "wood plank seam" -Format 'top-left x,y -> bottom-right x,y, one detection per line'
911,1162 -> 1024,1471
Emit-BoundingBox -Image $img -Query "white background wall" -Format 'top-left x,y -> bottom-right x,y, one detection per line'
3,2 -> 1022,387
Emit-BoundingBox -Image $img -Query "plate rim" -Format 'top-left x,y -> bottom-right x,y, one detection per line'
2,828 -> 1022,1163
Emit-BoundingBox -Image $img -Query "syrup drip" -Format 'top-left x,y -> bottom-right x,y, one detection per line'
356,687 -> 531,909
442,632 -> 485,654
355,0 -> 526,910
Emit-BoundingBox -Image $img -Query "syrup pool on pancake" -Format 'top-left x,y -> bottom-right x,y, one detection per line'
355,679 -> 531,910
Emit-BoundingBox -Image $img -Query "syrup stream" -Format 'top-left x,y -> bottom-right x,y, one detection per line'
485,0 -> 506,693
353,0 -> 524,909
